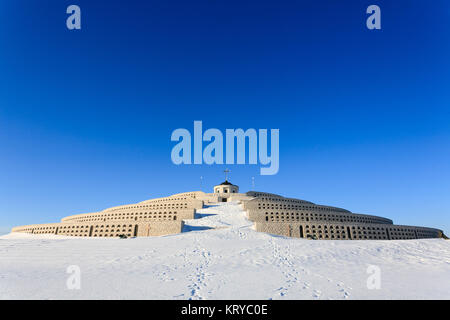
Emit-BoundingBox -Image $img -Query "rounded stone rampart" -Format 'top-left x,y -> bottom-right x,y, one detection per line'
12,220 -> 184,238
247,208 -> 393,225
254,221 -> 442,240
11,193 -> 200,238
243,193 -> 442,240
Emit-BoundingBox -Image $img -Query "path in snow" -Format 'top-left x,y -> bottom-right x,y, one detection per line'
0,201 -> 449,299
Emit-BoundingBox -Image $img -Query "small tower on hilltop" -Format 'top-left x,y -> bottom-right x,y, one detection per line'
213,169 -> 239,201
213,180 -> 239,194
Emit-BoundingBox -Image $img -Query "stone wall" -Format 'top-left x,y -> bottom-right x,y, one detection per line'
61,208 -> 195,223
243,194 -> 443,240
12,220 -> 184,238
246,208 -> 393,225
255,221 -> 441,240
12,193 -> 199,237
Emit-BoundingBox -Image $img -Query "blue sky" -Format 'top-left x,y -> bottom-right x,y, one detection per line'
0,0 -> 449,235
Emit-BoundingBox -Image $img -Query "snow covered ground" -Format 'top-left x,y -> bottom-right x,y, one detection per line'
1,201 -> 449,300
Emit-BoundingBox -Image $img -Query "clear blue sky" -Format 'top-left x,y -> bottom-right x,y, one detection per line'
0,0 -> 449,235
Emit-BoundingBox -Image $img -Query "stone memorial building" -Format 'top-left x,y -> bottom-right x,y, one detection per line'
12,180 -> 445,240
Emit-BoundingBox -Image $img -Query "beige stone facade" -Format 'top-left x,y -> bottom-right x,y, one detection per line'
243,191 -> 444,240
11,182 -> 445,240
12,220 -> 184,237
11,194 -> 202,238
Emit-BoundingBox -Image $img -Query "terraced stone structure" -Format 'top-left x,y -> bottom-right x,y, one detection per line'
12,181 -> 445,240
11,193 -> 206,238
243,191 -> 444,240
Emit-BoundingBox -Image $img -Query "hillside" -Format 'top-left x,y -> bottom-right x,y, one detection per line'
1,202 -> 449,299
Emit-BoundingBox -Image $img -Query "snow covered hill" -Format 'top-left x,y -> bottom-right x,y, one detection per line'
1,201 -> 449,299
